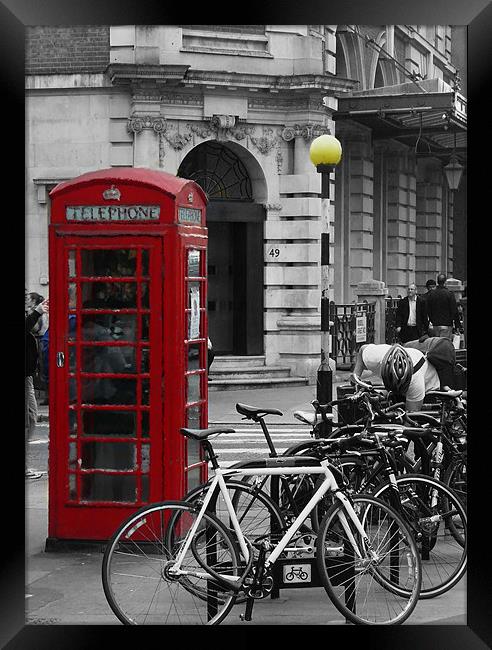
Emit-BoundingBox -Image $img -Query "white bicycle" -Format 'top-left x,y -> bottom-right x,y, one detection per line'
102,425 -> 422,625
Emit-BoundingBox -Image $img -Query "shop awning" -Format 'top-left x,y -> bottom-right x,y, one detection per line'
333,79 -> 467,161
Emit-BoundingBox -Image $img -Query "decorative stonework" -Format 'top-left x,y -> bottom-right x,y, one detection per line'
276,149 -> 283,173
162,125 -> 193,150
250,127 -> 278,154
281,123 -> 330,142
248,97 -> 323,111
161,93 -> 203,106
127,115 -> 167,134
263,203 -> 283,211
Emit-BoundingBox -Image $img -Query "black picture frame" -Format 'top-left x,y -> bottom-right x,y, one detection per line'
5,0 -> 487,646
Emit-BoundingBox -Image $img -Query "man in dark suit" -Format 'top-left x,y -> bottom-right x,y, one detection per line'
426,273 -> 462,340
395,283 -> 428,343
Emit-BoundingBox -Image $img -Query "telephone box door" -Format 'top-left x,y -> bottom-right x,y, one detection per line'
49,234 -> 164,539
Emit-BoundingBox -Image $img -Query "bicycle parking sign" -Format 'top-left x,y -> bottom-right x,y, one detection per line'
283,563 -> 311,584
355,311 -> 367,343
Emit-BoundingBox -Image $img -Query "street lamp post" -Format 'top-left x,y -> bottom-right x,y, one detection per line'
309,135 -> 342,435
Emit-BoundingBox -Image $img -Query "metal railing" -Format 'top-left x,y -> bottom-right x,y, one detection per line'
331,301 -> 375,369
385,297 -> 401,345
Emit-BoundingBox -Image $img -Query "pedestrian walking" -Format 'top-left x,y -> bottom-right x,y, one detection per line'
422,278 -> 436,302
395,283 -> 428,343
25,292 -> 49,479
425,273 -> 462,340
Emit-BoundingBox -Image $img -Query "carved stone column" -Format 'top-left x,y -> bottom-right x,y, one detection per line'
128,88 -> 166,168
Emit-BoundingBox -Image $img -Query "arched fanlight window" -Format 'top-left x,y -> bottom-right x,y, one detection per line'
178,141 -> 253,201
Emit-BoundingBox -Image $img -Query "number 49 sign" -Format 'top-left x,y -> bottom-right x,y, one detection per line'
355,312 -> 367,343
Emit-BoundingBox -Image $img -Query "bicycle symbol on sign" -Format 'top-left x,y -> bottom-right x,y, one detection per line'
285,566 -> 309,582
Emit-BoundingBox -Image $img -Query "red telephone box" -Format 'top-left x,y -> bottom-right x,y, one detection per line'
46,167 -> 208,545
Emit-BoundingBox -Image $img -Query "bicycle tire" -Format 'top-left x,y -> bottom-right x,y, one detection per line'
102,501 -> 242,625
444,457 -> 467,509
372,474 -> 467,598
317,494 -> 421,625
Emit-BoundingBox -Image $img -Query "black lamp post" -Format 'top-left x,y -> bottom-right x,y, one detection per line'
309,135 -> 342,430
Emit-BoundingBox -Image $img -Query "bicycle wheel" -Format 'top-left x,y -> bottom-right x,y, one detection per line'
444,457 -> 467,509
317,494 -> 421,625
373,474 -> 467,598
102,501 -> 242,625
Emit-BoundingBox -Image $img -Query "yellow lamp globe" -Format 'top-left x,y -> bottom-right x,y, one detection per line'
309,134 -> 342,167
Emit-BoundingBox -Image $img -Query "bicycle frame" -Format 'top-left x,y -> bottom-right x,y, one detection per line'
170,460 -> 373,586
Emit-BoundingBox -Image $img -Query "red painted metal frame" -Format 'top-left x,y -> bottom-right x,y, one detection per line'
47,168 -> 208,541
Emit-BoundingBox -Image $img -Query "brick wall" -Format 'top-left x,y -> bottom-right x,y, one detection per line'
26,26 -> 110,74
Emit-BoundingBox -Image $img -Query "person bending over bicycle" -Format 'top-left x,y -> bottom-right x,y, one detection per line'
351,343 -> 440,412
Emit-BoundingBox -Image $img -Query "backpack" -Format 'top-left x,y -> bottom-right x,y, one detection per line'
405,336 -> 457,388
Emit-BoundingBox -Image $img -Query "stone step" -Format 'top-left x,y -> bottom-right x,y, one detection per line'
211,355 -> 266,369
208,376 -> 310,392
209,365 -> 292,380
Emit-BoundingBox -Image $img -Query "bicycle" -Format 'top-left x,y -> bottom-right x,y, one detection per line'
102,425 -> 422,625
289,378 -> 467,598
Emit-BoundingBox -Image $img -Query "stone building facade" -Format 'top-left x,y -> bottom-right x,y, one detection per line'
25,25 -> 467,380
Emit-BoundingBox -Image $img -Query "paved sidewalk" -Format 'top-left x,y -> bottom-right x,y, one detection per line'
27,381 -> 466,627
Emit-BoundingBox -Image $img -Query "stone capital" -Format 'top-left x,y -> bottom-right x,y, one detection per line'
127,115 -> 167,134
281,123 -> 330,142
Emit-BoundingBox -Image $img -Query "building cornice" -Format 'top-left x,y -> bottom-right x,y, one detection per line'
107,63 -> 354,95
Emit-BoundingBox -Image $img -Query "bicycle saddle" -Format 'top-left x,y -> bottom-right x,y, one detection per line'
236,403 -> 283,419
426,389 -> 463,400
180,427 -> 235,441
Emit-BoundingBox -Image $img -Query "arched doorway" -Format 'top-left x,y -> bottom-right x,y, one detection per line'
178,141 -> 265,355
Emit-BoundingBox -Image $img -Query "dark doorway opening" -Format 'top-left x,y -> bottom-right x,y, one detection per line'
178,142 -> 265,356
207,204 -> 263,355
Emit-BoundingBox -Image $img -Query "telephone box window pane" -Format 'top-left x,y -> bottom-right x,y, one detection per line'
69,474 -> 77,500
81,474 -> 137,502
68,251 -> 76,277
141,282 -> 149,308
82,410 -> 137,436
69,442 -> 78,468
188,282 -> 201,309
187,374 -> 201,404
82,346 -> 136,373
69,410 -> 77,437
187,437 -> 201,466
187,343 -> 201,370
141,411 -> 149,437
141,475 -> 149,502
187,404 -> 201,429
69,378 -> 77,404
81,442 -> 136,470
69,346 -> 77,372
142,249 -> 149,276
81,314 -> 115,339
69,284 -> 77,309
188,250 -> 200,277
81,378 -> 137,405
81,314 -> 138,341
142,379 -> 150,406
81,249 -> 137,277
141,348 -> 150,373
142,444 -> 150,472
188,288 -> 201,340
141,315 -> 149,341
82,281 -> 137,309
68,315 -> 78,341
